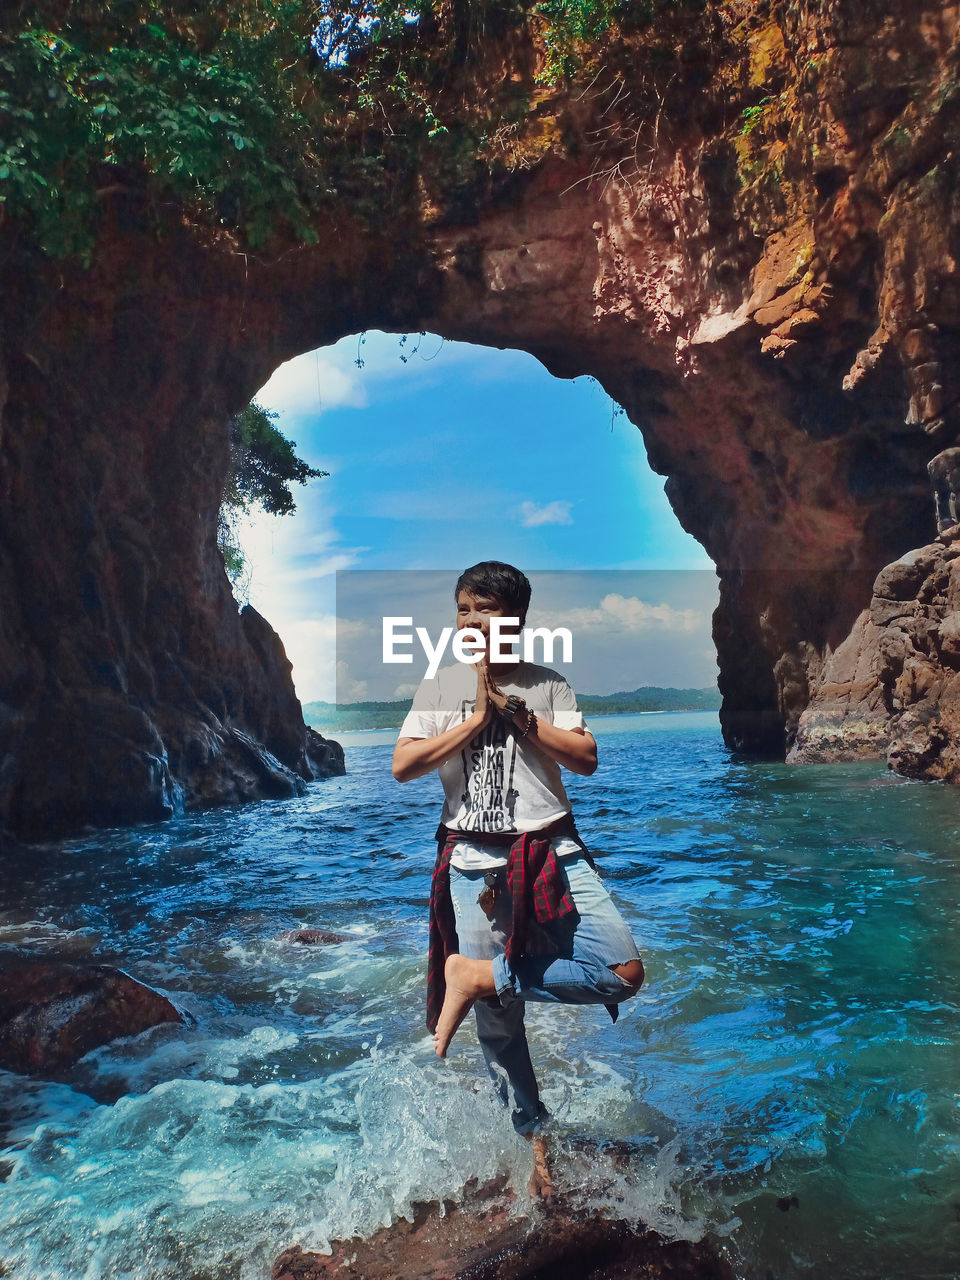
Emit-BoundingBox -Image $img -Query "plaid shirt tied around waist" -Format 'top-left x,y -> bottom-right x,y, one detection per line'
426,813 -> 619,1032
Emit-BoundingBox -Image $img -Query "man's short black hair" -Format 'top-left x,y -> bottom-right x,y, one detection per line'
455,561 -> 531,620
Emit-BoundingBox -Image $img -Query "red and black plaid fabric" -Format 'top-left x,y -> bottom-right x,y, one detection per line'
503,830 -> 575,971
426,814 -> 617,1032
426,832 -> 461,1035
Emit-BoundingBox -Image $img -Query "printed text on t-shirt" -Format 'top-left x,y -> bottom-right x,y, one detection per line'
458,705 -> 519,832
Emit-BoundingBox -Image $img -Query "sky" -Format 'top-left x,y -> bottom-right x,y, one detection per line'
235,330 -> 718,703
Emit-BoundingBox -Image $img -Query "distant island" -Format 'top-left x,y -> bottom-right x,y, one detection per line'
303,685 -> 721,732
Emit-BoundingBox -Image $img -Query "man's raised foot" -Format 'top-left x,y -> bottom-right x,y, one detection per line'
434,954 -> 497,1057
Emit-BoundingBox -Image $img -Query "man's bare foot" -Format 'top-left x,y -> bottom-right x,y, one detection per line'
433,954 -> 497,1058
525,1133 -> 554,1199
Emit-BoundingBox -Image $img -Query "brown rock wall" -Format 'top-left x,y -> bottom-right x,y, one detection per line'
792,528 -> 960,780
0,230 -> 345,842
4,0 -> 960,833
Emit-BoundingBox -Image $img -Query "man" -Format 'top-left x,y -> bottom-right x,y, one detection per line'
392,561 -> 644,1195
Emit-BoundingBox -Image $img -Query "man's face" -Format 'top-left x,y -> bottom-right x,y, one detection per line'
455,589 -> 523,654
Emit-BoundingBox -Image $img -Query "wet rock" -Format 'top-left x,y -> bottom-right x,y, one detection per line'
272,1182 -> 733,1280
305,728 -> 345,781
239,608 -> 342,784
182,722 -> 309,808
277,929 -> 356,946
0,953 -> 182,1077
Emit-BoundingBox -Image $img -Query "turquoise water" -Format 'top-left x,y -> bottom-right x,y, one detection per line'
1,711 -> 959,1279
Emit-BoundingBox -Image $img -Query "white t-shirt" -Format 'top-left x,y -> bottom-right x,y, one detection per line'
397,660 -> 591,869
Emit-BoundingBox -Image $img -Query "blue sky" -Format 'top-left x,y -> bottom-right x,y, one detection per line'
237,331 -> 717,702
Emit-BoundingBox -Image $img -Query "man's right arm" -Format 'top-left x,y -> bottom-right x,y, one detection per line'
393,661 -> 491,782
392,709 -> 489,782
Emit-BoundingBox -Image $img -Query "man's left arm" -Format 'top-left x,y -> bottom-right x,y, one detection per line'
523,716 -> 597,775
519,672 -> 596,776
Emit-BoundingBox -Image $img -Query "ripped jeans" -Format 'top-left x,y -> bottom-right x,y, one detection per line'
448,853 -> 643,1135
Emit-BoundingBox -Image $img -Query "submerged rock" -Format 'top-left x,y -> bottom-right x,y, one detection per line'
306,727 -> 346,781
272,1179 -> 733,1280
0,953 -> 182,1077
277,928 -> 356,945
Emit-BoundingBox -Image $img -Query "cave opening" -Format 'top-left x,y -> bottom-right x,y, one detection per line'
231,329 -> 720,714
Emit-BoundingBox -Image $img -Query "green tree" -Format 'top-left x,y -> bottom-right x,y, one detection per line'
0,2 -> 636,262
217,399 -> 328,592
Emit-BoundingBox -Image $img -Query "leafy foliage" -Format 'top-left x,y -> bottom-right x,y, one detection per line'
223,399 -> 328,516
534,0 -> 629,83
217,399 -> 328,586
739,95 -> 774,137
0,5 -> 327,260
0,1 -> 632,262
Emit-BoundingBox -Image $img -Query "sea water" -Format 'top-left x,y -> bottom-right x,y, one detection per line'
1,712 -> 959,1279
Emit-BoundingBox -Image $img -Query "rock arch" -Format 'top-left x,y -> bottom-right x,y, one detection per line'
2,0 -> 960,840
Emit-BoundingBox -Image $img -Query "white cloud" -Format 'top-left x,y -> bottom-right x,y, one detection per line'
336,659 -> 369,702
257,350 -> 367,417
282,615 -> 369,646
275,552 -> 365,584
520,500 -> 574,527
240,513 -> 368,597
537,593 -> 706,634
260,614 -> 368,704
392,682 -> 419,699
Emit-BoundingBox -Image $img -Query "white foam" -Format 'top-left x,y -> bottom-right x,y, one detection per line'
0,1042 -> 537,1280
75,1024 -> 301,1095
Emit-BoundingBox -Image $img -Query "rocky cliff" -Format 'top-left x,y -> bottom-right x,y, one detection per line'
0,227 -> 345,841
788,529 -> 960,780
2,0 -> 960,841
